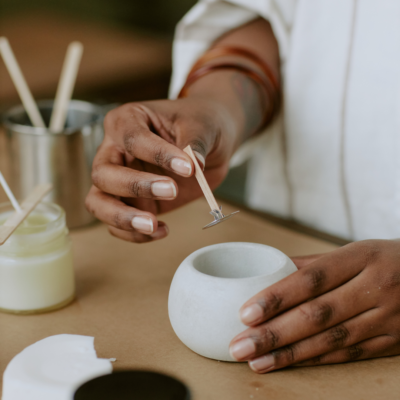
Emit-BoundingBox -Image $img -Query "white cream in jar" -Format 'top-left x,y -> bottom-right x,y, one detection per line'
0,202 -> 75,314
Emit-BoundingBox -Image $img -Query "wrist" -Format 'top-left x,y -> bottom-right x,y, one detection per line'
186,69 -> 265,149
180,47 -> 279,143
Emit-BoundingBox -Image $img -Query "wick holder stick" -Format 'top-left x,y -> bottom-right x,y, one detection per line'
0,183 -> 53,245
50,41 -> 83,133
183,145 -> 239,229
0,37 -> 46,128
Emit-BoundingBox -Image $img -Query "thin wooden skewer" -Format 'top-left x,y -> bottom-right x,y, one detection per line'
49,41 -> 83,133
0,183 -> 53,245
184,145 -> 219,211
0,171 -> 21,213
0,37 -> 46,128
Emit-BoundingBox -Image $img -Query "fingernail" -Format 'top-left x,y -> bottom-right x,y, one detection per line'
151,181 -> 177,198
240,303 -> 264,325
229,338 -> 256,361
193,151 -> 205,170
132,216 -> 153,234
249,354 -> 275,373
171,158 -> 192,176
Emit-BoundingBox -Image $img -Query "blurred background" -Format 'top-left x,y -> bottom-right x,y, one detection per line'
0,0 -> 246,205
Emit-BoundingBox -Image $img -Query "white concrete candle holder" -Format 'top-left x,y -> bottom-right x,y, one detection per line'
168,242 -> 297,362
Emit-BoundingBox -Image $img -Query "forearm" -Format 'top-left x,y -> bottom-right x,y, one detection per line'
186,18 -> 280,147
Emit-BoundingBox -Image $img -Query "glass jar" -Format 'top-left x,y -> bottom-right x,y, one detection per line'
0,202 -> 75,314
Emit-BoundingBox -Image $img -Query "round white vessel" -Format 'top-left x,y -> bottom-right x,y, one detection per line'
168,242 -> 297,362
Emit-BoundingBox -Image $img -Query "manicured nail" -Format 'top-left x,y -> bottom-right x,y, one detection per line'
132,216 -> 153,234
193,151 -> 205,170
240,303 -> 264,325
151,181 -> 176,199
249,354 -> 275,373
229,338 -> 256,361
171,158 -> 192,176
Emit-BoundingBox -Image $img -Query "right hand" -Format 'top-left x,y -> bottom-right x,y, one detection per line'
85,97 -> 240,243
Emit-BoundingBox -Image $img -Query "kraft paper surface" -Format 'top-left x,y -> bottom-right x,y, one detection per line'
1,196 -> 400,399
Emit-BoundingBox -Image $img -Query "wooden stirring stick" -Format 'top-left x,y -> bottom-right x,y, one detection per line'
0,37 -> 46,128
50,41 -> 83,133
184,145 -> 219,211
0,183 -> 53,245
184,145 -> 239,229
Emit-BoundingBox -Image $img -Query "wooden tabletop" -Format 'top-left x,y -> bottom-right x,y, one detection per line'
1,198 -> 399,399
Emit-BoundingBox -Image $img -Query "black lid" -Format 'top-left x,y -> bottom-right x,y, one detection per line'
74,370 -> 190,400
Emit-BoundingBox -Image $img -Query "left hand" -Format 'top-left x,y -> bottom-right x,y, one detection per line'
229,239 -> 400,373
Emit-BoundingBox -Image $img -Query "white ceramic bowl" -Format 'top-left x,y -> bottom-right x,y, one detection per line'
168,242 -> 297,362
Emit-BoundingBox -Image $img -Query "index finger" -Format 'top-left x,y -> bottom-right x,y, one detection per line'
239,243 -> 368,327
104,104 -> 195,177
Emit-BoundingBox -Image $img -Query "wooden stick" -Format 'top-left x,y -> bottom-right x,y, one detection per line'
184,145 -> 219,211
0,171 -> 22,213
49,41 -> 83,132
0,183 -> 53,245
0,37 -> 46,128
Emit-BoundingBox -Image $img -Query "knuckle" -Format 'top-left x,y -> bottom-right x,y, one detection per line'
380,270 -> 400,291
299,301 -> 334,327
261,293 -> 283,315
112,212 -> 133,231
272,345 -> 297,366
127,180 -> 151,198
257,326 -> 280,350
346,344 -> 364,361
113,212 -> 123,230
123,130 -> 135,154
356,240 -> 381,264
304,268 -> 326,293
129,181 -> 141,197
326,325 -> 351,349
153,145 -> 172,168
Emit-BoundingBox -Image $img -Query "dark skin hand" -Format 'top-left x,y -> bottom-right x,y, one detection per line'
85,18 -> 279,243
86,15 -> 400,374
229,240 -> 400,373
86,97 -> 237,243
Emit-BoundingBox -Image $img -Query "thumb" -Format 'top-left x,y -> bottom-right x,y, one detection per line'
176,118 -> 221,171
192,149 -> 206,171
180,137 -> 209,172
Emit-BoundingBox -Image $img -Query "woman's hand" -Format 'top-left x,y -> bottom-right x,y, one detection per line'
229,239 -> 400,373
85,17 -> 282,244
85,97 -> 239,243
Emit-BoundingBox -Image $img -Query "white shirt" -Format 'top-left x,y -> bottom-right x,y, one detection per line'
169,0 -> 400,241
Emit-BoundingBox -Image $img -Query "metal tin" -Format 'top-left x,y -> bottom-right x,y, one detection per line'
1,100 -> 104,228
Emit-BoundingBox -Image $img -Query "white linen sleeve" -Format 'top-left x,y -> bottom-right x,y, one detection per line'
169,0 -> 296,99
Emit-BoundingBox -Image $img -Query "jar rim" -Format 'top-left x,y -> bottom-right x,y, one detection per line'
0,201 -> 65,234
1,99 -> 103,136
187,242 -> 289,280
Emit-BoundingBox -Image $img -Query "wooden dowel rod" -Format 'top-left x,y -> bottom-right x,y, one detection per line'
0,171 -> 21,213
0,183 -> 53,245
50,41 -> 83,132
184,145 -> 219,211
0,37 -> 46,128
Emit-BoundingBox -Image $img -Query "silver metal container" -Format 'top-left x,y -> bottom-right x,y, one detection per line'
1,100 -> 104,228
